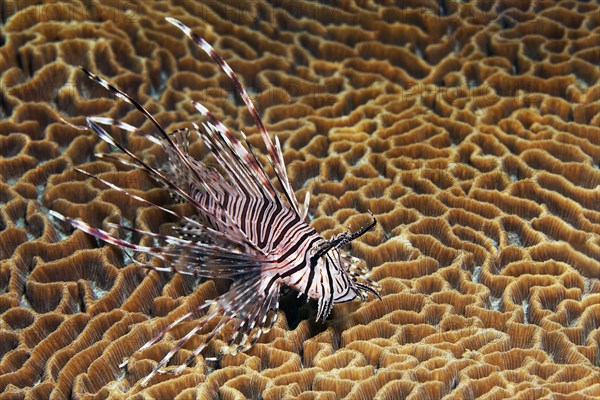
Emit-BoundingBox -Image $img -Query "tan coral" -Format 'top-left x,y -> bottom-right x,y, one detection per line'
1,0 -> 600,398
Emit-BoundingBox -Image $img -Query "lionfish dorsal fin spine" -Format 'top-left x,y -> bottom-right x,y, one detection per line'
82,68 -> 245,222
166,17 -> 302,216
87,116 -> 162,146
86,117 -> 255,247
193,102 -> 278,201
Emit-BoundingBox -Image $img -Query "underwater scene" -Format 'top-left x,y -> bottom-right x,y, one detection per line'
1,1 -> 600,398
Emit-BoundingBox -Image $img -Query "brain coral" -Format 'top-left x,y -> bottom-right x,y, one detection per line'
1,0 -> 600,399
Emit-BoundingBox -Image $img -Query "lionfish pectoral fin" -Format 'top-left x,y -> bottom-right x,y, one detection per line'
216,272 -> 281,356
140,308 -> 227,387
119,305 -> 202,371
142,272 -> 280,386
51,211 -> 262,279
167,128 -> 191,154
135,278 -> 283,387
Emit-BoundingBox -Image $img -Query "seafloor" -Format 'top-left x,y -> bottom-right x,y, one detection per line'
1,1 -> 600,399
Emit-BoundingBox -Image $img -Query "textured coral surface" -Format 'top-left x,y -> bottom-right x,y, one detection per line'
2,0 -> 600,399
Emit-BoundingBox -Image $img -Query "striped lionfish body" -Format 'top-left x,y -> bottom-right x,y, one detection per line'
51,18 -> 379,386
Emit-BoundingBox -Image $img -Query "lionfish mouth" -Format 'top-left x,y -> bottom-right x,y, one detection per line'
51,17 -> 380,386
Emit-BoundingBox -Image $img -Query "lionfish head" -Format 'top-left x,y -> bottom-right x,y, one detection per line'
308,213 -> 381,321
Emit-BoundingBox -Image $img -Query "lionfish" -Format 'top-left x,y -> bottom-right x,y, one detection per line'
50,17 -> 379,386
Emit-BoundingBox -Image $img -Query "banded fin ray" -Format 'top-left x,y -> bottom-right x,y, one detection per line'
166,17 -> 301,216
86,117 -> 254,248
50,211 -> 261,279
